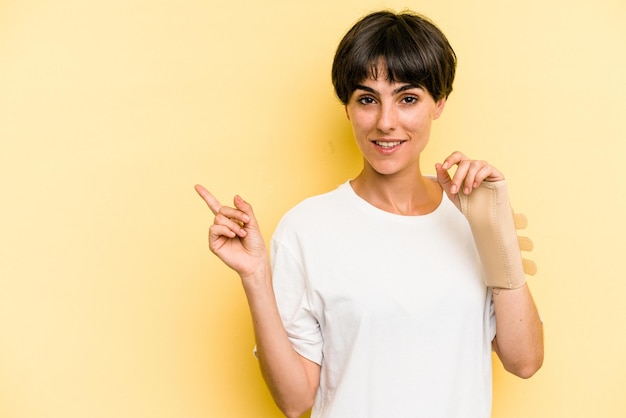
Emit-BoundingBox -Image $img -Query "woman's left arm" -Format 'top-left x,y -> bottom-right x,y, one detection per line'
436,151 -> 544,378
491,285 -> 544,378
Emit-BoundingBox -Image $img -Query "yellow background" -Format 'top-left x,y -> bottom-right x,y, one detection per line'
1,0 -> 625,417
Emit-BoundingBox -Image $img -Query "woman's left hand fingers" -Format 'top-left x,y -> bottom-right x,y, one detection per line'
439,152 -> 505,195
441,151 -> 468,171
453,160 -> 489,194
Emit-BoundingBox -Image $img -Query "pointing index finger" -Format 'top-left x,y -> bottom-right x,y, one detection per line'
194,184 -> 222,215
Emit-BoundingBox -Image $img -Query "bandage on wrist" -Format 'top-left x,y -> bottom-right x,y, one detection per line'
458,180 -> 536,289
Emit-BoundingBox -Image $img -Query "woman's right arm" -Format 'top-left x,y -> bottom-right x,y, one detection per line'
195,185 -> 321,418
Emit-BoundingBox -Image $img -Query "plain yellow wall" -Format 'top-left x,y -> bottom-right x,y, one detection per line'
1,0 -> 625,417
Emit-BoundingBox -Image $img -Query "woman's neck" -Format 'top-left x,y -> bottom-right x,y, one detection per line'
350,165 -> 442,216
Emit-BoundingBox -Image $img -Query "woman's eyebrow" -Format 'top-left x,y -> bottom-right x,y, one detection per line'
393,84 -> 422,94
354,84 -> 422,95
354,84 -> 378,95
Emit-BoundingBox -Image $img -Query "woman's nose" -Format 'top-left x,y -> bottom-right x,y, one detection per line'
376,103 -> 397,132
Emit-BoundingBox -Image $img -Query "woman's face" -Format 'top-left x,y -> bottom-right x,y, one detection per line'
345,75 -> 446,178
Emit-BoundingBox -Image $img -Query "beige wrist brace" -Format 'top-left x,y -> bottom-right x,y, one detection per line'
458,180 -> 537,289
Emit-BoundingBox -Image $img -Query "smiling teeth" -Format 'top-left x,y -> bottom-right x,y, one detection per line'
375,141 -> 402,148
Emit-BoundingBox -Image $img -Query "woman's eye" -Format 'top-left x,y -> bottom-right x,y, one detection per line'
402,96 -> 418,104
358,96 -> 375,105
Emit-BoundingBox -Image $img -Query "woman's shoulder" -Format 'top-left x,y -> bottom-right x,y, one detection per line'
285,182 -> 351,218
274,182 -> 353,234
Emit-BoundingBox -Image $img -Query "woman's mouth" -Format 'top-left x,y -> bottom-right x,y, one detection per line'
374,140 -> 403,148
372,140 -> 406,152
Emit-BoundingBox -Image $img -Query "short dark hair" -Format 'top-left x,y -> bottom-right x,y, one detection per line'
331,10 -> 457,104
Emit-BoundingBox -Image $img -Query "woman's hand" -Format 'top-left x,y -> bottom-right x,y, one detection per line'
194,184 -> 268,279
435,151 -> 505,209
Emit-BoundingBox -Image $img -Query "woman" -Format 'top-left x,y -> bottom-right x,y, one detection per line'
196,10 -> 543,418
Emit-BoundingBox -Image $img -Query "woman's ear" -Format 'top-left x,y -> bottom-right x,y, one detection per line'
433,97 -> 447,120
344,105 -> 351,121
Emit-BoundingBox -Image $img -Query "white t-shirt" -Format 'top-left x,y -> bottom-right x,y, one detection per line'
270,181 -> 496,418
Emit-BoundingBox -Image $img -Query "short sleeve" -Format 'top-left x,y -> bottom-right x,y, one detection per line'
271,237 -> 323,365
488,288 -> 496,341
